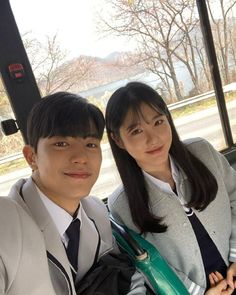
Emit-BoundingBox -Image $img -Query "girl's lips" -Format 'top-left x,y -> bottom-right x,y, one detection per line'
146,146 -> 163,154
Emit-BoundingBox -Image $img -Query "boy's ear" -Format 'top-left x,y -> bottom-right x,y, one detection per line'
110,132 -> 125,149
23,145 -> 38,170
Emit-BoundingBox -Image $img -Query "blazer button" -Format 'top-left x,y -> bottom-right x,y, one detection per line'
183,222 -> 187,227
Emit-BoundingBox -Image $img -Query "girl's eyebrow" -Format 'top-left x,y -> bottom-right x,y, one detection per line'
126,122 -> 139,132
126,114 -> 163,131
151,114 -> 162,120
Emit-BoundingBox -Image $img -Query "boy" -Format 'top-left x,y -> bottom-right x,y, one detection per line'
0,92 -> 146,294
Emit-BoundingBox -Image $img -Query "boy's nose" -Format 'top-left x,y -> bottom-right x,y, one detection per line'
71,147 -> 87,164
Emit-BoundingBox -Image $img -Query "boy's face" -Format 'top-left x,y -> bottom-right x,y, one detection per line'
23,135 -> 102,215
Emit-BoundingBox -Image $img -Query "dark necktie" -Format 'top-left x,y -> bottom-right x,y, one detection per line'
66,218 -> 80,272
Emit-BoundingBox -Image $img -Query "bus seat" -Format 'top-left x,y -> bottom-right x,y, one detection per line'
110,217 -> 189,295
224,148 -> 236,170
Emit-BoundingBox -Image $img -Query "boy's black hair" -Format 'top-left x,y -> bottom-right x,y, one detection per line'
105,82 -> 218,234
27,92 -> 105,151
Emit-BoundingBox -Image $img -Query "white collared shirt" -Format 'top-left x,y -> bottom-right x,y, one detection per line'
143,156 -> 187,207
143,156 -> 178,193
36,185 -> 82,248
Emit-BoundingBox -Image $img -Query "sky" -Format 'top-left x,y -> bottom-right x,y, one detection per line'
10,0 -> 135,59
9,0 -> 236,59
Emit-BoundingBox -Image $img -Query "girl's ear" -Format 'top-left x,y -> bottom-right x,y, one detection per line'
23,145 -> 38,170
110,132 -> 125,149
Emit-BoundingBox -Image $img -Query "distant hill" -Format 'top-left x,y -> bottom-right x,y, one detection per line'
103,51 -> 123,61
38,51 -> 145,95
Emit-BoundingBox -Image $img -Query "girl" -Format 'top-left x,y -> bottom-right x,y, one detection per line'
105,82 -> 236,295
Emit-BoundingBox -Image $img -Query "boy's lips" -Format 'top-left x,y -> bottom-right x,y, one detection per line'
64,172 -> 91,179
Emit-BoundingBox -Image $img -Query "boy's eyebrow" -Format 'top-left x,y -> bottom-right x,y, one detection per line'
83,133 -> 100,139
48,133 -> 100,139
48,135 -> 68,139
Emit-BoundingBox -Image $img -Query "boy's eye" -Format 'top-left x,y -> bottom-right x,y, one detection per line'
54,142 -> 68,147
85,137 -> 100,148
86,143 -> 97,148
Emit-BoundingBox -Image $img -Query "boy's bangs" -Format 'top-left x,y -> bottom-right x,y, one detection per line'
46,107 -> 104,139
50,119 -> 99,139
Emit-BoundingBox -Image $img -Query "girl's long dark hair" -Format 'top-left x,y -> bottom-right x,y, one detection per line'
105,82 -> 218,234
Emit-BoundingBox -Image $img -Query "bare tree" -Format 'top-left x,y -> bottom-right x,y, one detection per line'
192,35 -> 213,92
23,33 -> 94,95
207,0 -> 236,84
167,0 -> 203,94
99,0 -> 211,101
38,55 -> 95,95
99,0 -> 236,100
229,20 -> 236,67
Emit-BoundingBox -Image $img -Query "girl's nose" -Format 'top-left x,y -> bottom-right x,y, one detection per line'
145,129 -> 158,145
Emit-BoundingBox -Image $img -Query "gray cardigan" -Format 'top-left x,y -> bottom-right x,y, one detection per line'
108,138 -> 236,295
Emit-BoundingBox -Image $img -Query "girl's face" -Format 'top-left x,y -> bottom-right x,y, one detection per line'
116,103 -> 172,177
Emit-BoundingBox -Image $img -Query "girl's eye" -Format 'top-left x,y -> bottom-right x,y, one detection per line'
54,142 -> 68,147
155,119 -> 164,126
130,129 -> 142,136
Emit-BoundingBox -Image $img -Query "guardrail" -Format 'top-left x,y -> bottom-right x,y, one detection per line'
0,152 -> 23,165
168,82 -> 236,110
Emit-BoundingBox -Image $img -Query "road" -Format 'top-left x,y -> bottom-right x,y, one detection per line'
1,100 -> 236,199
174,99 -> 236,150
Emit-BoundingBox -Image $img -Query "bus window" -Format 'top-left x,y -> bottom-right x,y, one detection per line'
0,77 -> 30,195
206,1 -> 236,145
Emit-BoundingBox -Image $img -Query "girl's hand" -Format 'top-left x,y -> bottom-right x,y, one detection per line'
205,272 -> 233,295
209,271 -> 224,287
227,262 -> 236,290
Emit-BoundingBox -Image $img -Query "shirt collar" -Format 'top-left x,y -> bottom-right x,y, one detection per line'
143,155 -> 179,194
35,185 -> 82,240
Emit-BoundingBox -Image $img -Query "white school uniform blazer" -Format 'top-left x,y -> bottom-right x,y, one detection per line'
1,177 -> 113,295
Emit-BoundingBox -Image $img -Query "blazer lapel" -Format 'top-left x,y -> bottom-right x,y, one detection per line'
146,177 -> 172,205
21,178 -> 75,294
76,205 -> 100,281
